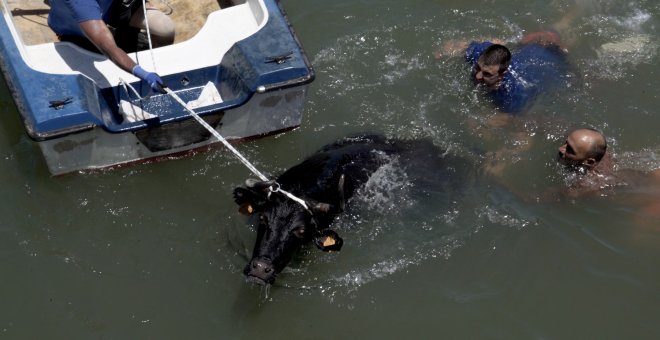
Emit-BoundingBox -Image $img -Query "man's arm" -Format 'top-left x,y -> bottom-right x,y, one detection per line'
79,19 -> 136,73
79,19 -> 164,92
520,31 -> 563,49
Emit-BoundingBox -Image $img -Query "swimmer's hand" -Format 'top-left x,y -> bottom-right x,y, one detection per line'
434,40 -> 469,59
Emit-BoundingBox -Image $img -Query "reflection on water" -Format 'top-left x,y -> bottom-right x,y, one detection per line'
1,0 -> 659,338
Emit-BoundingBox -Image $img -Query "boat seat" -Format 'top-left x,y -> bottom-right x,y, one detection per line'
7,0 -> 58,45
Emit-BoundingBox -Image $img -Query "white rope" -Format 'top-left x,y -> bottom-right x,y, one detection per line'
163,87 -> 312,212
163,87 -> 269,181
141,0 -> 158,73
118,77 -> 143,99
136,1 -> 267,180
137,1 -> 311,213
271,186 -> 311,211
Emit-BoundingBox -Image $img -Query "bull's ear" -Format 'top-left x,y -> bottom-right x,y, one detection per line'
233,187 -> 268,214
314,229 -> 343,252
311,202 -> 332,213
238,202 -> 255,215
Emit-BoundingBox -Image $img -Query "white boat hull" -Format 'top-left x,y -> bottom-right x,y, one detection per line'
39,86 -> 308,174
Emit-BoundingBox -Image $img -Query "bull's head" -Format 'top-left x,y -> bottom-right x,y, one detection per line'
233,179 -> 343,285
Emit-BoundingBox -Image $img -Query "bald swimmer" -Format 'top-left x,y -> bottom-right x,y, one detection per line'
556,128 -> 617,194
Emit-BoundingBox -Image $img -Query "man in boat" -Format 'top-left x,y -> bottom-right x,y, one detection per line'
47,0 -> 175,93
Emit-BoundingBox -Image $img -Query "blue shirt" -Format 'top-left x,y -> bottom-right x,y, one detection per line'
466,41 -> 570,113
48,0 -> 115,37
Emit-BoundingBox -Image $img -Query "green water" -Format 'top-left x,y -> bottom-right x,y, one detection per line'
1,0 -> 659,338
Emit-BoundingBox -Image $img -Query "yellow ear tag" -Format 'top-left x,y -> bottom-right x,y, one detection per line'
239,203 -> 254,215
322,236 -> 336,247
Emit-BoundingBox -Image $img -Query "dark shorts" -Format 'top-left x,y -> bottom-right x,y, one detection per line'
107,0 -> 144,28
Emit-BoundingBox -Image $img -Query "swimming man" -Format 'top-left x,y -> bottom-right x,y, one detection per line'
465,31 -> 572,113
557,128 -> 617,194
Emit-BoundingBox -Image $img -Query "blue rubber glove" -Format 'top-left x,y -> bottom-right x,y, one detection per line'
132,65 -> 166,93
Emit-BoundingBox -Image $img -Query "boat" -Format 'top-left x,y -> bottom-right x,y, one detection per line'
0,0 -> 314,175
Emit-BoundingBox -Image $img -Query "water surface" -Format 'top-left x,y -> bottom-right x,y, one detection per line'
1,0 -> 659,338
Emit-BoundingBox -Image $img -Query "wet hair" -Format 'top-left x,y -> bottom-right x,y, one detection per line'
480,44 -> 512,72
584,128 -> 607,162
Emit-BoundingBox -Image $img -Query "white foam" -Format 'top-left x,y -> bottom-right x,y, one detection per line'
613,8 -> 651,31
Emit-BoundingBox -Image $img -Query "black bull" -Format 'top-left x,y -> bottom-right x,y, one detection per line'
233,135 -> 468,285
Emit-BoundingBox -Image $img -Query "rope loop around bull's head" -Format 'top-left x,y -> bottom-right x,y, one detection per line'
266,182 -> 281,200
259,180 -> 343,252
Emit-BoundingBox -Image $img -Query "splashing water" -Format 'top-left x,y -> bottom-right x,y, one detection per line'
351,152 -> 413,215
222,145 -> 486,304
219,0 -> 659,307
581,4 -> 658,80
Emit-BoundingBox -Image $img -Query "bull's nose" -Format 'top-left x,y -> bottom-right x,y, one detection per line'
245,258 -> 275,284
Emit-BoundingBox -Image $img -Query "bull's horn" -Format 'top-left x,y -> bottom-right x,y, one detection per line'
245,178 -> 277,191
312,202 -> 333,213
238,202 -> 254,215
338,174 -> 345,212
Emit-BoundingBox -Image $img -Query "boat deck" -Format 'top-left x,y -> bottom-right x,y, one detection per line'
6,0 -> 237,46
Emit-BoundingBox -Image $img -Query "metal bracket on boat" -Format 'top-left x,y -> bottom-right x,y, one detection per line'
265,51 -> 293,65
48,97 -> 73,110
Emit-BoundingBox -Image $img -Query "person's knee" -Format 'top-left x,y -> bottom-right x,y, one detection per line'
146,10 -> 175,46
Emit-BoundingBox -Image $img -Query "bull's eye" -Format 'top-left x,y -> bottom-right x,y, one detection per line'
292,227 -> 306,239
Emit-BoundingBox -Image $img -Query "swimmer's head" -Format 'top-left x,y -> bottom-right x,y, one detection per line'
474,44 -> 511,90
557,128 -> 607,171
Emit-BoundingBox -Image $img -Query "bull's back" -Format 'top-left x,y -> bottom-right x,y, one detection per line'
276,135 -> 467,202
277,135 -> 401,200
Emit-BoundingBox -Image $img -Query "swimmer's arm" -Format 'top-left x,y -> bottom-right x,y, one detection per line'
79,20 -> 137,74
520,31 -> 564,49
482,168 -> 568,203
433,40 -> 469,59
436,31 -> 564,60
433,38 -> 505,59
